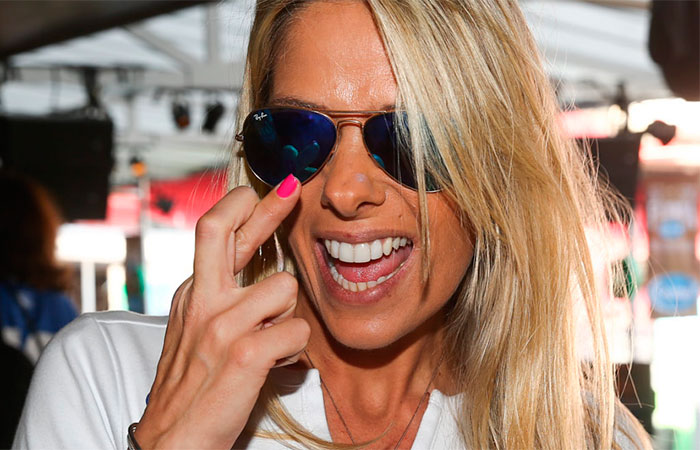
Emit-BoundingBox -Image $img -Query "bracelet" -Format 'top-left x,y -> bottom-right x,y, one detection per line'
127,422 -> 142,450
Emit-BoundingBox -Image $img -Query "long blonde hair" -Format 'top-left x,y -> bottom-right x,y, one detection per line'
229,1 -> 652,448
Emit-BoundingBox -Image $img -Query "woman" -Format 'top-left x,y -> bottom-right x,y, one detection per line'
0,171 -> 77,363
15,1 -> 651,449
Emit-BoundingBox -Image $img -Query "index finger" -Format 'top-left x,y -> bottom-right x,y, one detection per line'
233,174 -> 301,274
193,186 -> 258,289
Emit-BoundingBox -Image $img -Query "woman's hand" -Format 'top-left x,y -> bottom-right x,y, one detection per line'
134,176 -> 310,449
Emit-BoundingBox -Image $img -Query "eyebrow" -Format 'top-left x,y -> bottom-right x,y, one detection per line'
270,96 -> 325,109
269,96 -> 395,111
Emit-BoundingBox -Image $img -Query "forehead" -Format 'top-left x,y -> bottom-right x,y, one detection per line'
271,1 -> 397,110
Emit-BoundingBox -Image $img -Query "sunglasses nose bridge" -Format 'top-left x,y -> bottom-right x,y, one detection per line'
335,118 -> 364,130
333,118 -> 373,163
333,118 -> 366,150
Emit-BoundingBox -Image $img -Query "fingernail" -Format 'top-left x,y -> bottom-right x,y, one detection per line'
276,174 -> 298,198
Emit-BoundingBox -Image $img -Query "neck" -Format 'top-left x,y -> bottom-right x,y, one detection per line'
294,291 -> 454,448
295,292 -> 455,417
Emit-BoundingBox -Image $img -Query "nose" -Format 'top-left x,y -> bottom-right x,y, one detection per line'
320,121 -> 386,218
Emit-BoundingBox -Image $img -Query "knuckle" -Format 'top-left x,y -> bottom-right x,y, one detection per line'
203,313 -> 232,346
230,337 -> 259,369
195,214 -> 224,239
231,185 -> 259,203
274,272 -> 299,297
292,319 -> 311,343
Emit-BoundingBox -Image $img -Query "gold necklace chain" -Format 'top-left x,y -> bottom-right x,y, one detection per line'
304,350 -> 444,450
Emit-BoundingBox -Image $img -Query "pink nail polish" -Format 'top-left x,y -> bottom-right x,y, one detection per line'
277,174 -> 298,198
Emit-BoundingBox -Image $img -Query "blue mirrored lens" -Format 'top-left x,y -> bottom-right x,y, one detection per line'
243,109 -> 336,186
364,112 -> 440,191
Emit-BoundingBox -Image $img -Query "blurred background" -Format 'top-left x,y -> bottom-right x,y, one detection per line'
0,0 -> 698,448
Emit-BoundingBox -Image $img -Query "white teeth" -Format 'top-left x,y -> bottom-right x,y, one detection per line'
327,258 -> 407,292
323,237 -> 412,263
354,243 -> 371,263
382,238 -> 393,256
331,240 -> 340,259
339,242 -> 354,262
370,240 -> 383,260
331,266 -> 340,282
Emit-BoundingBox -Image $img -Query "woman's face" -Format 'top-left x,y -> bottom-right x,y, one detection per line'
274,1 -> 473,350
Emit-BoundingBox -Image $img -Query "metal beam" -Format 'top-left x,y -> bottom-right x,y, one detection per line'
0,1 -> 210,58
7,65 -> 244,92
125,25 -> 198,68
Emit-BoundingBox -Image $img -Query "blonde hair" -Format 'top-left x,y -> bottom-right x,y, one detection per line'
229,0 -> 652,448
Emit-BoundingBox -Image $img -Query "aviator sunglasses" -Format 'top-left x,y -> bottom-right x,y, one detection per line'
235,107 -> 440,192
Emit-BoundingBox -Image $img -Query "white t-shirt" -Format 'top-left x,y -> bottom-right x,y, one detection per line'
13,311 -> 464,449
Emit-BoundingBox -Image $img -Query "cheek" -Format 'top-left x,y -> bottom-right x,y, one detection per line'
436,220 -> 473,266
427,203 -> 473,300
430,233 -> 472,294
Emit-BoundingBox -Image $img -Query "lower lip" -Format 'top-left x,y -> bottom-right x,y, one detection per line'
314,241 -> 413,306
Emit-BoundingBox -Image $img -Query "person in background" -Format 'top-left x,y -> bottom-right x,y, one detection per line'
0,170 -> 78,446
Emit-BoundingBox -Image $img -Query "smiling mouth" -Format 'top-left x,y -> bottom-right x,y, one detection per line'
321,237 -> 413,292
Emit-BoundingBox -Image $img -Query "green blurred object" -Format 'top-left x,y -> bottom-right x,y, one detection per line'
612,256 -> 640,299
673,428 -> 694,450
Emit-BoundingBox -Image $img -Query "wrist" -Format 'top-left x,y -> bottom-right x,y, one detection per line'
127,423 -> 142,450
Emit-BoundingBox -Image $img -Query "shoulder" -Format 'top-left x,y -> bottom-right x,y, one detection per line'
33,310 -> 168,392
14,311 -> 168,449
54,309 -> 166,334
80,309 -> 168,330
50,311 -> 167,360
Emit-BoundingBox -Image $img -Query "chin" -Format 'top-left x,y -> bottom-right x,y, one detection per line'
323,317 -> 410,351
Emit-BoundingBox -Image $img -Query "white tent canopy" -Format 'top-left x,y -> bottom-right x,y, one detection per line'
0,0 -> 670,183
523,0 -> 669,104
